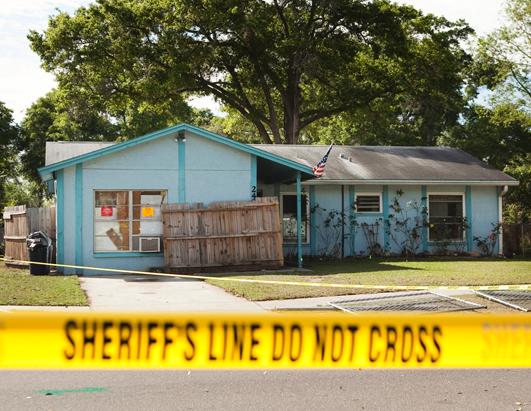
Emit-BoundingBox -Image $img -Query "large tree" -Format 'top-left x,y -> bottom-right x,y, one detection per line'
29,0 -> 472,144
17,86 -> 212,184
0,101 -> 18,209
439,102 -> 531,170
460,0 -> 531,222
17,89 -> 118,184
470,0 -> 530,107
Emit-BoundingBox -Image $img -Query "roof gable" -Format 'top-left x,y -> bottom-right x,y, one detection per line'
38,124 -> 314,180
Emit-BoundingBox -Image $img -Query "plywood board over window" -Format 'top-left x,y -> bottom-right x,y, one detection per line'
94,190 -> 167,252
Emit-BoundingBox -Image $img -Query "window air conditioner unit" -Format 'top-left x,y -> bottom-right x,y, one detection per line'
139,237 -> 161,252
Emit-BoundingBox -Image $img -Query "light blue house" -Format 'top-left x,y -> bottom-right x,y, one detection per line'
39,124 -> 518,274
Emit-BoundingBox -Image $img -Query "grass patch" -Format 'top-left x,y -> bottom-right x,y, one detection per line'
0,263 -> 88,306
207,257 -> 531,301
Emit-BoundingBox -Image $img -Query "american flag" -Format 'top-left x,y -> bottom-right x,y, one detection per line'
312,144 -> 333,177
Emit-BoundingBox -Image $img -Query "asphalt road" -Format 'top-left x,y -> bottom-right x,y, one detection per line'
1,370 -> 529,411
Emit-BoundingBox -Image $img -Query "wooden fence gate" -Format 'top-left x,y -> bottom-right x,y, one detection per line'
162,197 -> 283,271
2,205 -> 56,266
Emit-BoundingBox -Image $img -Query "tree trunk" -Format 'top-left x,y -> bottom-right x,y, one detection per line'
254,119 -> 273,144
283,70 -> 301,144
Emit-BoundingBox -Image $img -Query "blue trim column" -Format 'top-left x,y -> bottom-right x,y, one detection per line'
75,164 -> 83,274
466,185 -> 473,252
349,186 -> 356,256
309,186 -> 316,256
383,185 -> 389,253
250,155 -> 257,200
421,185 -> 428,253
56,171 -> 64,273
296,172 -> 302,268
178,136 -> 186,203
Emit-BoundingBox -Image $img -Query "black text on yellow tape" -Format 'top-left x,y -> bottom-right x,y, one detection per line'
0,312 -> 529,368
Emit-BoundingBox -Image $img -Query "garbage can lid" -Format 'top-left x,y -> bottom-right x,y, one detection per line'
27,231 -> 51,247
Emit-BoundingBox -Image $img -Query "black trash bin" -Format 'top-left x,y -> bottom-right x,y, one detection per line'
26,231 -> 53,275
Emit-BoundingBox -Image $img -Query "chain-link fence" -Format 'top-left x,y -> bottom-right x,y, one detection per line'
474,290 -> 530,312
329,291 -> 484,313
503,223 -> 531,257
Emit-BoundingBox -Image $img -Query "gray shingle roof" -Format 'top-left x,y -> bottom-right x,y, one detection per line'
45,141 -> 116,166
43,139 -> 517,185
251,145 -> 518,185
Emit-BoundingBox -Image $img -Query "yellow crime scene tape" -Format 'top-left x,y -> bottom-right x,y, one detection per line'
0,257 -> 529,291
0,311 -> 529,369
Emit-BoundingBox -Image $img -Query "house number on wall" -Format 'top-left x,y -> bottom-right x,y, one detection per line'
251,185 -> 257,200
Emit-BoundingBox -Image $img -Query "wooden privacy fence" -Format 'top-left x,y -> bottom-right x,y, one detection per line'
503,223 -> 531,257
162,197 -> 283,271
2,205 -> 56,266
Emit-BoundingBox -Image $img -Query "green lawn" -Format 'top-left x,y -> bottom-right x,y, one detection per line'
207,257 -> 531,301
0,263 -> 88,306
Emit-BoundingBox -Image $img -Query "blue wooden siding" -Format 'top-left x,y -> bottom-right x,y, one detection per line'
469,186 -> 499,254
261,183 -> 501,257
185,132 -> 252,203
55,129 -> 503,274
60,133 -> 253,275
62,166 -> 76,274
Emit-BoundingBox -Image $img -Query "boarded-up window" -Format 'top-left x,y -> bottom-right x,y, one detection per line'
428,194 -> 464,241
94,190 -> 166,252
356,194 -> 381,213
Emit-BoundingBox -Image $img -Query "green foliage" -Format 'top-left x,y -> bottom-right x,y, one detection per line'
310,204 -> 357,258
473,223 -> 502,257
15,89 -> 118,184
503,156 -> 531,223
387,190 -> 427,256
0,101 -> 19,209
469,0 -> 530,106
428,217 -> 469,256
29,0 -> 473,144
439,103 -> 531,170
2,179 -> 42,208
360,221 -> 383,257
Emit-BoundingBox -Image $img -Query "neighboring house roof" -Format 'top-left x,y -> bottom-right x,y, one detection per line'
252,145 -> 518,185
45,141 -> 115,166
38,123 -> 315,180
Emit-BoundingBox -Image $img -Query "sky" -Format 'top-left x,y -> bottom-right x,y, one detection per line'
0,0 -> 508,123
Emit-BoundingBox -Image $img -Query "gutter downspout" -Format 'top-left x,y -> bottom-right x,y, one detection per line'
499,185 -> 508,256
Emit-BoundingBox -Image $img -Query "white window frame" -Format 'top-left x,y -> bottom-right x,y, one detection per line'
93,189 -> 167,253
355,192 -> 382,213
280,192 -> 310,244
427,192 -> 466,243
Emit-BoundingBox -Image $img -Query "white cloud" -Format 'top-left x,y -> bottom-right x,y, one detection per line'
0,0 -> 507,123
395,0 -> 506,36
0,0 -> 91,121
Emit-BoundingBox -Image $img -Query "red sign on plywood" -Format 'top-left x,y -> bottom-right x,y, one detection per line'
101,206 -> 113,217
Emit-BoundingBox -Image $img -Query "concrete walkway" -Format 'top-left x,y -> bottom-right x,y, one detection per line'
80,275 -> 264,311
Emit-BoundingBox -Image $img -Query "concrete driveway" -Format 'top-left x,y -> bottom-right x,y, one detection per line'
80,275 -> 263,312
